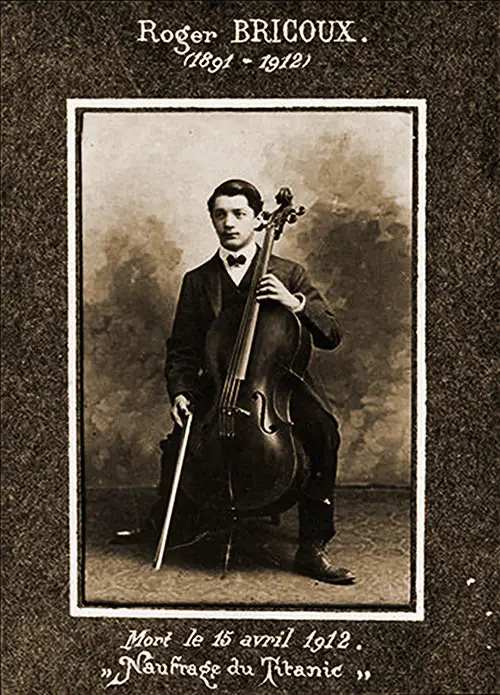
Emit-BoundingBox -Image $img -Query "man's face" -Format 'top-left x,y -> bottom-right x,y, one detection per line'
211,194 -> 257,251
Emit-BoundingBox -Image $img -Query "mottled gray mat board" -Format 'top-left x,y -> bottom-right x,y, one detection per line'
1,1 -> 497,694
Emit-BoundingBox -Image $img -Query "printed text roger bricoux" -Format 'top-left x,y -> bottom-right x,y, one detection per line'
137,18 -> 362,54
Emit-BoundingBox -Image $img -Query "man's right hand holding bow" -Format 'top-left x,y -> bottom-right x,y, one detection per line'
172,394 -> 192,427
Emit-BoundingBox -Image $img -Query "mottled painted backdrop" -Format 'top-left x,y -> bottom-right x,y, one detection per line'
82,110 -> 413,488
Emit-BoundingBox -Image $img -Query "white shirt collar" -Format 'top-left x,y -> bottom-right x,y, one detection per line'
219,241 -> 257,265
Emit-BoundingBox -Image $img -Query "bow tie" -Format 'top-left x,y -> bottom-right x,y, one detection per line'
227,254 -> 247,267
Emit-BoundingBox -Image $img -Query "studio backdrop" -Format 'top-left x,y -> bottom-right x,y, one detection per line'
81,107 -> 413,490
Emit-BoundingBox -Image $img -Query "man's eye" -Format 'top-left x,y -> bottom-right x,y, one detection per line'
235,211 -> 245,218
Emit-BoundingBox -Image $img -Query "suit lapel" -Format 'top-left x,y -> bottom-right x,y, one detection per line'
202,247 -> 269,316
202,253 -> 223,318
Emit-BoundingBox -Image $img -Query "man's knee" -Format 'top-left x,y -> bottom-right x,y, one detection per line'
295,408 -> 340,454
321,413 -> 340,450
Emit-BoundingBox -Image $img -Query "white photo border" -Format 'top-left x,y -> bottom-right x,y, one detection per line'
68,98 -> 426,621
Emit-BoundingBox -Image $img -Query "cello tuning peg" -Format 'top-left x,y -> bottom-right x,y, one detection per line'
255,209 -> 272,231
297,206 -> 306,216
287,212 -> 297,224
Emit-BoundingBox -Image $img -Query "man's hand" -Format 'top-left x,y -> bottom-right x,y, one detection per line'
172,394 -> 192,427
257,274 -> 303,312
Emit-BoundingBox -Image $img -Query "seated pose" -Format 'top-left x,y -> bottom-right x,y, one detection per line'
117,179 -> 355,585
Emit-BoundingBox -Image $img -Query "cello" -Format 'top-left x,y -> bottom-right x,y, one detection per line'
155,188 -> 309,569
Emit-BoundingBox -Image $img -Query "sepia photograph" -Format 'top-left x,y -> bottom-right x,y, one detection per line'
69,99 -> 425,617
3,0 -> 497,690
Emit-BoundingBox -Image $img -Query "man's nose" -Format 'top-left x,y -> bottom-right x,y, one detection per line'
224,215 -> 235,229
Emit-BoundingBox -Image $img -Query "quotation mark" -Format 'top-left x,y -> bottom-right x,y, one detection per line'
357,670 -> 371,681
101,668 -> 112,678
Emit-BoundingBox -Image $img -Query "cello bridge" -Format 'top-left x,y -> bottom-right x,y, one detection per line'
221,406 -> 251,418
218,406 -> 250,439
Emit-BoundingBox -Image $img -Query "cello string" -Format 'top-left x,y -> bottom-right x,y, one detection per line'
226,224 -> 274,418
220,250 -> 257,430
227,226 -> 271,410
220,219 -> 275,436
222,233 -> 264,411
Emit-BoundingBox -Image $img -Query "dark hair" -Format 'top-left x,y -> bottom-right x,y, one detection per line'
207,179 -> 263,216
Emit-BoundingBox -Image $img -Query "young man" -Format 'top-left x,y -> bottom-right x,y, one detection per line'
164,179 -> 355,585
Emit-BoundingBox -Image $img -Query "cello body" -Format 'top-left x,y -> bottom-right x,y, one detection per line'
181,303 -> 311,514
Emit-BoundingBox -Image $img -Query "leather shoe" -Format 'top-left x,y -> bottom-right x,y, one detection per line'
294,542 -> 356,584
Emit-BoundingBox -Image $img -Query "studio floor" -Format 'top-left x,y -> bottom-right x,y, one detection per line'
83,488 -> 412,609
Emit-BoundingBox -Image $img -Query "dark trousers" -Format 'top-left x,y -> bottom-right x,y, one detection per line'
290,387 -> 340,544
154,389 -> 340,546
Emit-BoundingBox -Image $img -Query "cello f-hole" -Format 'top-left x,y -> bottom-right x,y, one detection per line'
252,391 -> 277,434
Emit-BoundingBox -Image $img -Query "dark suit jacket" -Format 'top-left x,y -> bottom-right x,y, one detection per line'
165,251 -> 341,408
